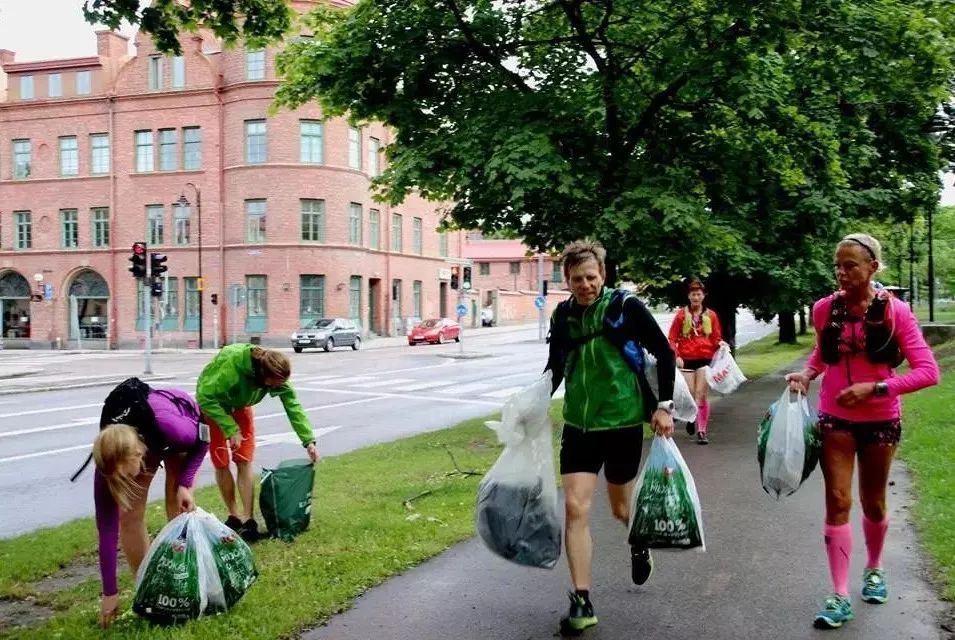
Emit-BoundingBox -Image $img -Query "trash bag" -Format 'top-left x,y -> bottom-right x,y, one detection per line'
644,351 -> 698,423
260,459 -> 315,542
476,371 -> 561,569
757,389 -> 821,499
133,508 -> 256,624
628,436 -> 705,550
705,345 -> 747,395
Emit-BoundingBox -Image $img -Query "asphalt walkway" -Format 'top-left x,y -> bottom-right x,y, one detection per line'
302,362 -> 949,640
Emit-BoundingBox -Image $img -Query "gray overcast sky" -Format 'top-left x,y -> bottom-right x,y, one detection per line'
1,0 -> 954,205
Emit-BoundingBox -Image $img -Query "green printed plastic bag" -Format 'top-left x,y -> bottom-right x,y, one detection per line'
260,459 -> 315,541
195,511 -> 257,610
628,436 -> 705,550
757,389 -> 821,498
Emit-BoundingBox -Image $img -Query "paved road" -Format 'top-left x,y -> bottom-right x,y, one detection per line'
0,311 -> 775,538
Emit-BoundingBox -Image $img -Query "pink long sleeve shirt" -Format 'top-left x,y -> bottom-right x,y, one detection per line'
806,293 -> 940,422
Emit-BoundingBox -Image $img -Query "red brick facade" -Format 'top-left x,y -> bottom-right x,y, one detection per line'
0,6 -> 463,349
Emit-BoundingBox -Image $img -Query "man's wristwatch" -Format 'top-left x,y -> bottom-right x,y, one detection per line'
873,382 -> 889,397
656,400 -> 674,414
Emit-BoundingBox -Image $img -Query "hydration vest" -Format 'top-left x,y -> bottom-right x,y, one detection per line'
820,292 -> 904,367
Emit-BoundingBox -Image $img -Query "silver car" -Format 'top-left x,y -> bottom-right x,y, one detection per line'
291,318 -> 361,353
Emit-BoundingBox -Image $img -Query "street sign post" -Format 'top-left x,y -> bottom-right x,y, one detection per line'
43,284 -> 53,301
534,295 -> 546,309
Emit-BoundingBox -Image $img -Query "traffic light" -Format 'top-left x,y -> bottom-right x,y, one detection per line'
543,280 -> 549,296
129,242 -> 147,278
462,266 -> 472,290
211,293 -> 218,306
150,277 -> 164,298
450,265 -> 460,290
150,253 -> 168,278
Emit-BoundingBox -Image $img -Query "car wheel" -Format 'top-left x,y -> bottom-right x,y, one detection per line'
454,334 -> 461,342
293,347 -> 303,353
352,336 -> 361,351
324,338 -> 334,352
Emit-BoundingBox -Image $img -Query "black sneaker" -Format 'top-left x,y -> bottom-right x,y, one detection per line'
697,431 -> 709,445
239,518 -> 262,543
559,591 -> 597,636
224,515 -> 243,533
685,421 -> 697,436
631,546 -> 654,585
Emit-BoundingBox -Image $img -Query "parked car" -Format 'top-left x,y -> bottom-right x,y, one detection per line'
408,318 -> 461,345
481,307 -> 494,327
291,318 -> 361,353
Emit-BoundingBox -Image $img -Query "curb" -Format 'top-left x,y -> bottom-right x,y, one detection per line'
0,374 -> 178,396
0,368 -> 43,380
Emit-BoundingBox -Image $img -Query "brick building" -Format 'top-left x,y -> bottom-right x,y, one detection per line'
462,235 -> 565,303
0,1 -> 463,349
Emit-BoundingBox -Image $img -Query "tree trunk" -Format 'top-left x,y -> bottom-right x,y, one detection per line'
704,272 -> 738,353
605,256 -> 618,289
798,308 -> 807,335
778,311 -> 797,344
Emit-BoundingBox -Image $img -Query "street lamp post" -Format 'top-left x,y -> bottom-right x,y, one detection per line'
177,183 -> 202,349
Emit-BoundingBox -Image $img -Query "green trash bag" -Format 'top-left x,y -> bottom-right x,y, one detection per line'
628,436 -> 705,551
196,511 -> 258,611
757,388 -> 821,499
260,459 -> 315,541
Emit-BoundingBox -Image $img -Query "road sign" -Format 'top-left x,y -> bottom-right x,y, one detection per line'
534,295 -> 546,309
228,284 -> 246,307
456,302 -> 468,316
43,284 -> 53,301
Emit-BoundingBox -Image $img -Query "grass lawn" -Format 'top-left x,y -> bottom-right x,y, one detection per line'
0,336 -> 813,639
914,302 -> 955,324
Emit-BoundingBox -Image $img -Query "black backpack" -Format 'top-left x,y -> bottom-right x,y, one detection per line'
70,377 -> 163,482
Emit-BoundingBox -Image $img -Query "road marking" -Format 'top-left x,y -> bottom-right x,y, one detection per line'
0,443 -> 92,464
358,378 -> 415,388
439,381 -> 494,395
0,417 -> 99,438
296,386 -> 499,406
390,380 -> 454,392
481,386 -> 526,399
0,403 -> 101,419
257,425 -> 341,445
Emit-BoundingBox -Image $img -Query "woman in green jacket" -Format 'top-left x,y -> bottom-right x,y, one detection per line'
196,344 -> 318,541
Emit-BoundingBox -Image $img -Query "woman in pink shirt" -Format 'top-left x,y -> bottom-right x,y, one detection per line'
786,233 -> 939,629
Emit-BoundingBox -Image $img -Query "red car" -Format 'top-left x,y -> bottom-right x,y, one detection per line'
408,318 -> 461,345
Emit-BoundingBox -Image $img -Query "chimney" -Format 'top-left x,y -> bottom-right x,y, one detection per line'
95,31 -> 130,59
0,50 -> 15,67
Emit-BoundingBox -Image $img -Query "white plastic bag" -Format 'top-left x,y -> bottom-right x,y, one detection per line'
644,352 -> 698,423
476,371 -> 561,568
705,345 -> 747,395
758,389 -> 817,498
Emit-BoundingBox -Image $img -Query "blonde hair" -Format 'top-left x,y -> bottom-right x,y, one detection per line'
93,425 -> 146,511
251,347 -> 291,384
838,233 -> 884,271
560,239 -> 607,280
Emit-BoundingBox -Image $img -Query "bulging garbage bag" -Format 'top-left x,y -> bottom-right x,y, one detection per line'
757,388 -> 821,499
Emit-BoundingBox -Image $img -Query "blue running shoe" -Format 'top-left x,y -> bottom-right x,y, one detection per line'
862,568 -> 888,604
813,594 -> 854,629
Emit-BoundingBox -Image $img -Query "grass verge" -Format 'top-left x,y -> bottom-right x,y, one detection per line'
0,336 -> 807,639
898,337 -> 955,600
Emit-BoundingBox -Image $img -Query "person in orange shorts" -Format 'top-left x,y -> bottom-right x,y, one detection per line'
196,344 -> 318,541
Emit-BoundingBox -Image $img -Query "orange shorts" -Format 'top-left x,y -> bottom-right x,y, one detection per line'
205,407 -> 256,469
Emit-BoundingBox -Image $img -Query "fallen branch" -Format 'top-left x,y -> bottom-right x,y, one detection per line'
401,447 -> 485,508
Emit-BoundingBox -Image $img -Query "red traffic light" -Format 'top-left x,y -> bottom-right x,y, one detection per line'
132,241 -> 146,255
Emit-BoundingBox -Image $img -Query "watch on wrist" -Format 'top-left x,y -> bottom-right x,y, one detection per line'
874,382 -> 889,397
656,400 -> 674,414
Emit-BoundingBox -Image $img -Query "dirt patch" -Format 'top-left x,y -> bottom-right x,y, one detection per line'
31,561 -> 99,594
0,598 -> 55,632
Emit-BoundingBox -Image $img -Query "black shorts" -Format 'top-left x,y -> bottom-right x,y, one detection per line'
818,412 -> 902,447
680,359 -> 710,371
559,425 -> 644,484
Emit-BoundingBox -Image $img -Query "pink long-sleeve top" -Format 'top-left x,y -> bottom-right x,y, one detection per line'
806,292 -> 940,422
95,388 -> 207,596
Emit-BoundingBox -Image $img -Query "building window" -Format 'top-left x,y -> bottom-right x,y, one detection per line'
368,136 -> 380,176
135,130 -> 154,172
90,133 -> 109,174
246,275 -> 267,322
301,199 -> 325,242
92,207 -> 110,247
159,129 -> 177,171
12,139 -> 31,179
300,275 -> 325,319
161,277 -> 179,323
61,209 -> 79,248
392,279 -> 402,319
349,203 -> 362,245
146,205 -> 164,245
412,217 -> 423,255
14,212 -> 31,249
246,50 -> 266,80
184,277 -> 200,322
349,276 -> 361,321
182,126 -> 201,170
174,203 -> 191,245
172,56 -> 185,88
59,136 -> 79,176
20,76 -> 33,99
348,126 -> 361,169
300,120 -> 323,164
413,280 -> 422,318
391,213 -> 402,252
76,70 -> 91,95
368,209 -> 380,250
148,56 -> 163,90
246,199 -> 266,242
48,73 -> 62,97
479,262 -> 490,276
245,120 -> 266,164
439,232 -> 449,257
509,261 -> 521,275
551,261 -> 563,283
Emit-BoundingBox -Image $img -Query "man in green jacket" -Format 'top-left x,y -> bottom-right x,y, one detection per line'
196,344 -> 318,541
544,240 -> 676,636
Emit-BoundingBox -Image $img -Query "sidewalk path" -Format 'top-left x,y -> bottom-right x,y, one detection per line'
302,364 -> 949,640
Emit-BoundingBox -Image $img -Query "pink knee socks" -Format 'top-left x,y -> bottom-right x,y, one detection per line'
697,398 -> 709,433
824,523 -> 852,596
862,515 -> 889,570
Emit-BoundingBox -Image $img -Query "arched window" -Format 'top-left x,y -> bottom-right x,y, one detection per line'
68,270 -> 110,340
0,271 -> 31,339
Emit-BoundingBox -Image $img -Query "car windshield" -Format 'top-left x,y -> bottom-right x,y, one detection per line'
303,319 -> 334,330
420,319 -> 440,328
